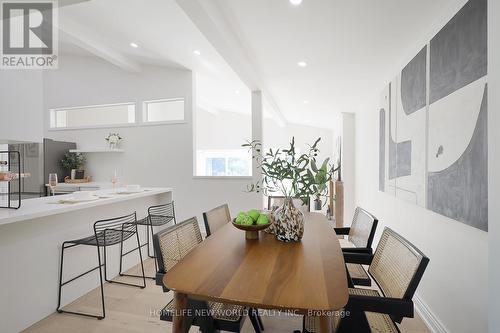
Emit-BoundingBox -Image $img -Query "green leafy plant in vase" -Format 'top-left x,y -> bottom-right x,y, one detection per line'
60,152 -> 86,180
243,137 -> 337,242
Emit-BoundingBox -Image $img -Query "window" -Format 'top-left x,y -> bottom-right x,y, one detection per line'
143,98 -> 185,123
196,149 -> 251,177
49,103 -> 135,129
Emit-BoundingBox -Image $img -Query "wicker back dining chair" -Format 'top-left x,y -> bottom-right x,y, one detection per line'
152,217 -> 262,333
334,207 -> 378,286
203,203 -> 231,237
303,227 -> 429,333
267,196 -> 310,213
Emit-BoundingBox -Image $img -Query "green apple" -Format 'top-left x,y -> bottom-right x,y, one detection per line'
241,215 -> 254,226
256,214 -> 269,225
248,209 -> 260,222
235,212 -> 247,224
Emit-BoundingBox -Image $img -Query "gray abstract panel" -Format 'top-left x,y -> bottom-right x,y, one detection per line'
401,46 -> 427,115
427,85 -> 488,231
388,108 -> 412,180
430,0 -> 487,104
379,108 -> 385,191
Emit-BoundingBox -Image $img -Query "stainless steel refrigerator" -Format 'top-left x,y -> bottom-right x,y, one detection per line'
7,138 -> 76,199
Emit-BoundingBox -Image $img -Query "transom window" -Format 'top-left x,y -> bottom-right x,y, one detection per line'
143,98 -> 185,123
49,103 -> 135,129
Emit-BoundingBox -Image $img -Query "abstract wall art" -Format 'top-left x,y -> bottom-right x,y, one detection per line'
379,0 -> 488,231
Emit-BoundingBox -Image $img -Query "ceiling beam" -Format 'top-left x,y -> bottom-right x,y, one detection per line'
176,0 -> 287,127
56,17 -> 141,73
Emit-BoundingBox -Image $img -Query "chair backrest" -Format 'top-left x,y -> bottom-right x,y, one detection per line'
348,207 -> 378,248
153,217 -> 203,274
267,196 -> 310,213
368,227 -> 429,300
148,202 -> 176,225
202,204 -> 231,237
93,212 -> 137,246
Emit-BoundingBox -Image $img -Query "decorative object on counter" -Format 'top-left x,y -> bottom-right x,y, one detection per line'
232,210 -> 273,240
60,152 -> 86,180
75,170 -> 85,179
243,137 -> 338,242
111,169 -> 118,191
48,173 -> 58,196
0,172 -> 14,181
64,176 -> 91,184
105,132 -> 122,150
116,185 -> 145,194
0,151 -> 22,209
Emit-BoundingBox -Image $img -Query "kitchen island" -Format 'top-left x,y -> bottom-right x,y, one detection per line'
0,187 -> 173,333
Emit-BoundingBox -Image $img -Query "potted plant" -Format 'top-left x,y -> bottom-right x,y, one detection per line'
311,158 -> 333,210
243,137 -> 337,242
105,132 -> 122,150
60,152 -> 86,180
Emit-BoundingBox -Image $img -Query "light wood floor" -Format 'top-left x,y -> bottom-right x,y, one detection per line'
24,259 -> 430,333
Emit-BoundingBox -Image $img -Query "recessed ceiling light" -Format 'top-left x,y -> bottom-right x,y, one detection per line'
297,61 -> 307,67
290,0 -> 303,5
303,100 -> 309,104
129,42 -> 138,48
193,50 -> 201,56
235,90 -> 240,95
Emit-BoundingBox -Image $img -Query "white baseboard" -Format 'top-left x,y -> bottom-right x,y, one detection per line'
414,294 -> 448,333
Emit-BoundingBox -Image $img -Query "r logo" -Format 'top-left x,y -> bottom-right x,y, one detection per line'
2,2 -> 53,54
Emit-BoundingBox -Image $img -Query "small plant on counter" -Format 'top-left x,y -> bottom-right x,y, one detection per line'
60,152 -> 86,171
105,132 -> 122,149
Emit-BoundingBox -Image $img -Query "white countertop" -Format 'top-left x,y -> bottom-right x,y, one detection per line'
0,187 -> 173,226
44,182 -> 112,188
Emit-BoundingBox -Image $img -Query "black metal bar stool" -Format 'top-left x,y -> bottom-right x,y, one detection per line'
57,212 -> 146,320
129,202 -> 176,279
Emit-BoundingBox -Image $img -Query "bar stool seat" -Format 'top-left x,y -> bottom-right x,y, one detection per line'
136,214 -> 174,227
67,229 -> 135,246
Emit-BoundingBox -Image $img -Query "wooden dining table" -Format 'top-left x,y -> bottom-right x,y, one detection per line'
163,212 -> 349,333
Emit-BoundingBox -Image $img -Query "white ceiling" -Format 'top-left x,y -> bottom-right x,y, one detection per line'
57,0 -> 461,129
209,0 -> 461,126
57,0 -> 252,117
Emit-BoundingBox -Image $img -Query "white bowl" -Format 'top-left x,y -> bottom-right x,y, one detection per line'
126,185 -> 141,192
72,191 -> 94,200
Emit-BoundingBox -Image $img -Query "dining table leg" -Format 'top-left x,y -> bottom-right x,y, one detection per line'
319,315 -> 333,333
172,292 -> 188,333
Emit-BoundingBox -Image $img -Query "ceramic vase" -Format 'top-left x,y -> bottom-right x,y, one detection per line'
272,197 -> 305,242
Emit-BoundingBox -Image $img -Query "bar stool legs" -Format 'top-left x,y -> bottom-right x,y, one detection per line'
116,226 -> 147,288
57,242 -> 105,320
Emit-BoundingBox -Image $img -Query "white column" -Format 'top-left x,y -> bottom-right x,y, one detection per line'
341,112 -> 355,225
251,91 -> 264,206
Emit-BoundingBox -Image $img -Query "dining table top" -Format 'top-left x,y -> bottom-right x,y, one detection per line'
163,212 -> 349,314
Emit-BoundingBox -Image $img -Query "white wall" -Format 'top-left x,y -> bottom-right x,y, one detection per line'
196,108 -> 251,150
0,70 -> 44,143
44,54 -> 260,226
355,1 -> 488,332
263,119 -> 334,163
488,0 -> 499,331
